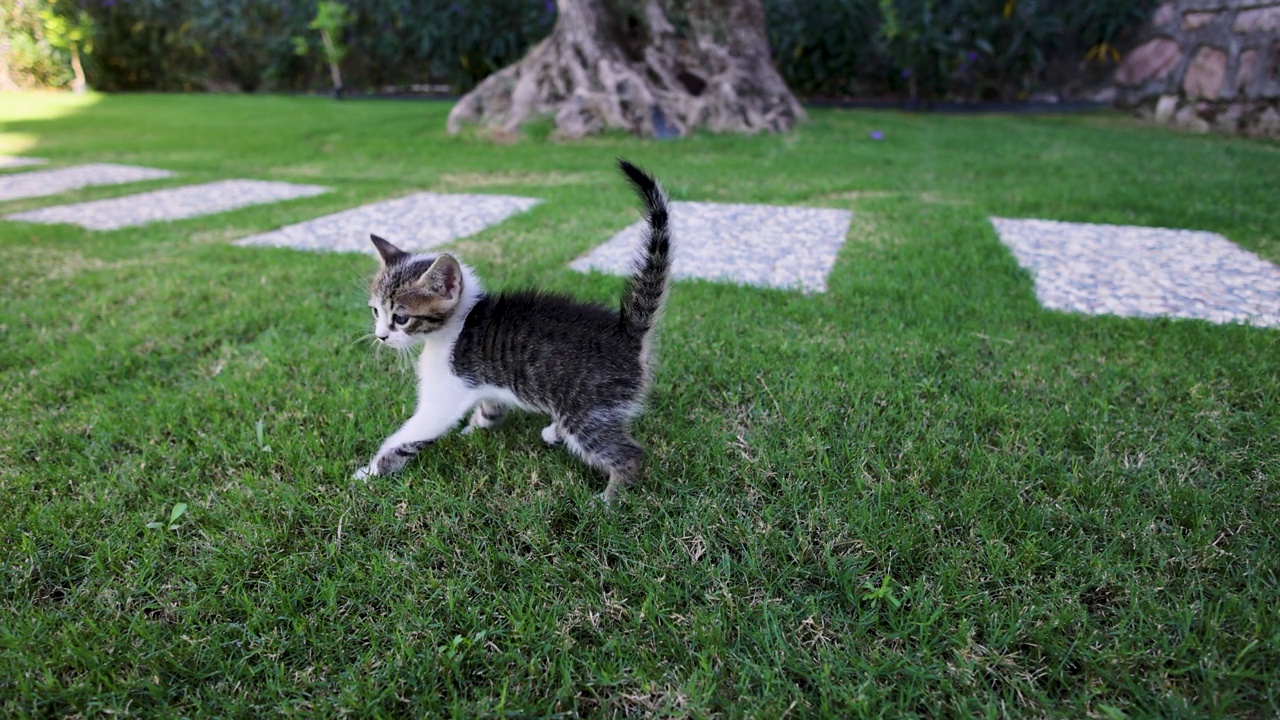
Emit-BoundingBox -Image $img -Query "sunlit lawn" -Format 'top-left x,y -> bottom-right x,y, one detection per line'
2,92 -> 1278,717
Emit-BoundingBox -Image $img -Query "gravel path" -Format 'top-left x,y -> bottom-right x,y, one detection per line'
571,201 -> 853,293
0,163 -> 172,202
0,157 -> 46,169
6,180 -> 329,230
992,217 -> 1280,328
236,192 -> 540,253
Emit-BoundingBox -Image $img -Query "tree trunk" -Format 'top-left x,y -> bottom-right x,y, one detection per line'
69,44 -> 86,93
446,0 -> 806,139
320,30 -> 344,97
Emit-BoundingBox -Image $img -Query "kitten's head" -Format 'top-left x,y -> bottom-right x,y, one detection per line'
366,234 -> 466,349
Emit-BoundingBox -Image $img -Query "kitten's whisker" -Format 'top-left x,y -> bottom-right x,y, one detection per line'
394,345 -> 414,372
349,332 -> 378,348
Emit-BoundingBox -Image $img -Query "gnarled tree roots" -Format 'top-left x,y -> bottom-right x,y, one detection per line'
447,0 -> 806,139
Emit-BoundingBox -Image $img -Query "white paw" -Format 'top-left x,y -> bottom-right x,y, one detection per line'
460,424 -> 476,436
352,463 -> 377,481
540,424 -> 561,445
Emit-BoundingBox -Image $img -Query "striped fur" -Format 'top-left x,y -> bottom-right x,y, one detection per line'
617,160 -> 673,359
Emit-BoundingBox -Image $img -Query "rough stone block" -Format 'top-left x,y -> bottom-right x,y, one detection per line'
1213,102 -> 1248,132
6,180 -> 329,230
0,163 -> 172,202
1236,49 -> 1259,93
1233,6 -> 1280,33
1175,104 -> 1212,131
1249,106 -> 1280,136
236,192 -> 540,253
1116,37 -> 1182,86
0,157 -> 46,169
1253,45 -> 1280,100
571,201 -> 853,293
1155,94 -> 1180,122
1153,2 -> 1177,27
1181,0 -> 1256,9
991,217 -> 1280,328
1183,45 -> 1228,99
1182,10 -> 1220,29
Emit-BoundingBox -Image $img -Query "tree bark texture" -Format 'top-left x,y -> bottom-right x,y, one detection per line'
446,0 -> 806,139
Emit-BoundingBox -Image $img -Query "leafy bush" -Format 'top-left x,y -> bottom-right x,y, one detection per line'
296,1 -> 356,92
360,0 -> 557,91
765,0 -> 884,98
765,0 -> 1156,102
187,0 -> 310,92
1,0 -> 72,90
947,0 -> 1065,101
2,0 -> 1156,101
36,2 -> 92,91
85,0 -> 208,91
73,0 -> 555,94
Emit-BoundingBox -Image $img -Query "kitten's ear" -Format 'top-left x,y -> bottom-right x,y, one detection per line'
370,234 -> 407,265
416,254 -> 463,302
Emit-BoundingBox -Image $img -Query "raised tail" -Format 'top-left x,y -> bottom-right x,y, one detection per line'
617,159 -> 672,346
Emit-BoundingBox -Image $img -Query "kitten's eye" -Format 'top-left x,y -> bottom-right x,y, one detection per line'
370,307 -> 378,318
391,313 -> 409,326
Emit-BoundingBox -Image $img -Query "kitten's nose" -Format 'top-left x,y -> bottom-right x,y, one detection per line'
377,333 -> 389,342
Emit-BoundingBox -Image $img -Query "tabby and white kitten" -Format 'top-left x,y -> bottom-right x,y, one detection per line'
354,160 -> 672,504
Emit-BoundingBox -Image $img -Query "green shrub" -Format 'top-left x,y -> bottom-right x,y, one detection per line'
765,0 -> 1156,102
84,0 -> 206,91
765,0 -> 884,98
37,2 -> 93,91
1,0 -> 72,89
187,0 -> 308,92
343,0 -> 556,90
293,1 -> 355,93
73,0 -> 555,94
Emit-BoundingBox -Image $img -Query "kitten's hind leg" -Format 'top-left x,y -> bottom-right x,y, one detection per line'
540,421 -> 564,446
562,420 -> 644,505
462,399 -> 508,436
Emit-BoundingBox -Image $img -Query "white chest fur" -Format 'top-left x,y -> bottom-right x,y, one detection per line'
413,322 -> 473,411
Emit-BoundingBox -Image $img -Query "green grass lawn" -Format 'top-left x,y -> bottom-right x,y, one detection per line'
1,92 -> 1278,718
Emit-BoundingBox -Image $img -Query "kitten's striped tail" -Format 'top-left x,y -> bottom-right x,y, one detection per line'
617,159 -> 672,346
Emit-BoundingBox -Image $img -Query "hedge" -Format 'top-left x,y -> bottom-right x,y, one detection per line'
3,0 -> 1156,101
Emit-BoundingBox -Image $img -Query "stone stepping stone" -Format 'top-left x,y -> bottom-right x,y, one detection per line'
0,157 -> 47,169
571,201 -> 853,293
0,163 -> 172,202
236,192 -> 541,253
6,180 -> 330,230
992,217 -> 1280,328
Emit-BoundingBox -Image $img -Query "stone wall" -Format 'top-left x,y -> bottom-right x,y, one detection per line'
1115,0 -> 1280,137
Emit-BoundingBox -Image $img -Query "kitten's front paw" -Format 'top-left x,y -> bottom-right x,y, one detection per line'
352,463 -> 378,481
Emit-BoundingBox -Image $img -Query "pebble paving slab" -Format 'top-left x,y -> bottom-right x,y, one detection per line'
7,180 -> 330,230
236,192 -> 541,253
992,217 -> 1280,328
0,157 -> 47,169
0,163 -> 172,202
571,201 -> 854,292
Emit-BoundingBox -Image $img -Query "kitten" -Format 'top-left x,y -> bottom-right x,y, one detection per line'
354,159 -> 672,504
